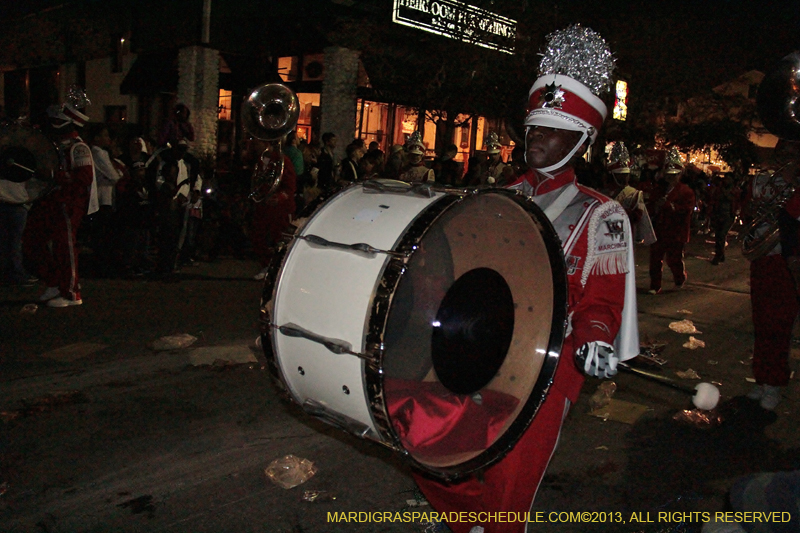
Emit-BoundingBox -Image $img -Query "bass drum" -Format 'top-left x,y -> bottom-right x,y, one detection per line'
260,180 -> 567,480
0,124 -> 58,204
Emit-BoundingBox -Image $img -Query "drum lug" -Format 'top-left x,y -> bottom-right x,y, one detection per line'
272,322 -> 379,363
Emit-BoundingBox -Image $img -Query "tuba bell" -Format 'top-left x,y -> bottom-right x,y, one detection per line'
241,83 -> 300,202
741,51 -> 800,260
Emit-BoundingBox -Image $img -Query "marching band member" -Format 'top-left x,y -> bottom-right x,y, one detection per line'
412,25 -> 639,533
24,86 -> 98,307
646,148 -> 696,294
744,138 -> 800,410
399,131 -> 435,183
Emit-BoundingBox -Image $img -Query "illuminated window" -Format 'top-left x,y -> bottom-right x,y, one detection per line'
278,56 -> 299,82
613,80 -> 628,121
218,89 -> 232,121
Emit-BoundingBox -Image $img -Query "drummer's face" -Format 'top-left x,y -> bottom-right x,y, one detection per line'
525,126 -> 583,172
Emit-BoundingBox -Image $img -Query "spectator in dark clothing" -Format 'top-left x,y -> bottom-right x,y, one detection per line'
433,144 -> 462,186
158,103 -> 195,148
340,142 -> 365,184
115,160 -> 152,276
155,160 -> 184,275
316,132 -> 338,194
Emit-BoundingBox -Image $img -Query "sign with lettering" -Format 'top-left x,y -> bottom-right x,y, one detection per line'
392,0 -> 516,54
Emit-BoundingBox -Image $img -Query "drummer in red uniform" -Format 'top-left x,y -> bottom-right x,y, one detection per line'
24,87 -> 98,307
412,25 -> 639,533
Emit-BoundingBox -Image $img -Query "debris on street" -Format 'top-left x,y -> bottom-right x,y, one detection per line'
589,381 -> 617,410
265,455 -> 317,489
677,309 -> 693,315
590,399 -> 650,424
676,369 -> 701,380
669,319 -> 702,334
302,490 -> 336,502
20,303 -> 37,314
683,336 -> 706,349
673,408 -> 724,428
147,333 -> 197,352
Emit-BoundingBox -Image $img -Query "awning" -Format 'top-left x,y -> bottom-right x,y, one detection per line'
120,50 -> 179,95
121,50 -> 280,96
219,53 -> 281,94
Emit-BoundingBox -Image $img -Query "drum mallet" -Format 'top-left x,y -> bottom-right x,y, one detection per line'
617,362 -> 720,411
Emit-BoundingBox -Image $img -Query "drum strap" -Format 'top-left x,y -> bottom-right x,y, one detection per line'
542,183 -> 579,221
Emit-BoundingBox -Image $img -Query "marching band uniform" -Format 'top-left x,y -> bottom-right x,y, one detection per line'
250,153 -> 296,280
399,131 -> 435,184
24,96 -> 98,307
412,26 -> 638,533
744,145 -> 800,410
485,132 -> 507,186
647,149 -> 695,294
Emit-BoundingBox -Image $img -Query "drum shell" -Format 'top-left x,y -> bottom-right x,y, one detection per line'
260,183 -> 568,480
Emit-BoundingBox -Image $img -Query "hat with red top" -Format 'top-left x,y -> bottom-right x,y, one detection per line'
607,142 -> 631,174
47,85 -> 91,129
525,25 -> 615,173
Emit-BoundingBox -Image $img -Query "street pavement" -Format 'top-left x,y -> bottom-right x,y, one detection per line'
1,227 -> 798,533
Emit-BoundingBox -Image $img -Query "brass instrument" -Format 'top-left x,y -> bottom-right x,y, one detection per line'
741,51 -> 800,260
741,165 -> 794,261
241,83 -> 300,202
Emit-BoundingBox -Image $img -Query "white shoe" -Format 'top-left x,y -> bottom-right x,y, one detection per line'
39,286 -> 60,301
760,385 -> 782,410
47,296 -> 83,308
746,384 -> 764,400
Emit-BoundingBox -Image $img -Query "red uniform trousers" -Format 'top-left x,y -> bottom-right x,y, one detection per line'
24,199 -> 85,301
412,360 -> 580,533
648,239 -> 687,291
750,254 -> 798,386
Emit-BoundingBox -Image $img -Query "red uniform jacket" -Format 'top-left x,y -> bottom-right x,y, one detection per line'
650,181 -> 695,243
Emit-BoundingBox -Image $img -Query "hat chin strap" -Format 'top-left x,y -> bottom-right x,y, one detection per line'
526,129 -> 590,179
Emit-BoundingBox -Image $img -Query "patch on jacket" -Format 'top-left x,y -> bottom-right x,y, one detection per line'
71,143 -> 93,168
582,201 -> 629,287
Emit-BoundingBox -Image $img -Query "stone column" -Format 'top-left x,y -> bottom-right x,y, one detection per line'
321,46 -> 359,162
177,45 -> 220,166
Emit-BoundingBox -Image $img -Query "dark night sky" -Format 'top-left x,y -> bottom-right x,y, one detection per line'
1,0 -> 798,103
518,0 -> 800,99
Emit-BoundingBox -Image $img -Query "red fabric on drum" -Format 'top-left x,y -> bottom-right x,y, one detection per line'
384,378 -> 519,458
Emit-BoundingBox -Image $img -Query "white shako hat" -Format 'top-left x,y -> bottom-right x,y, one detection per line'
664,147 -> 685,174
47,85 -> 91,128
484,131 -> 502,154
607,142 -> 631,173
405,131 -> 425,156
525,25 -> 615,150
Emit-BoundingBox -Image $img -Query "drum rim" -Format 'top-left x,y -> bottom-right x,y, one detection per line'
364,188 -> 568,481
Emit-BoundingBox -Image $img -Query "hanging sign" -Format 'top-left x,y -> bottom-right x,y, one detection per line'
392,0 -> 516,54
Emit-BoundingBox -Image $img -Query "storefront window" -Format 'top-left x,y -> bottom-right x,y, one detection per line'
218,89 -> 232,121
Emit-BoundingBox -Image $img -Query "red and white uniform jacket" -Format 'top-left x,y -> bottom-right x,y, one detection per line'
508,168 -> 639,400
48,132 -> 98,217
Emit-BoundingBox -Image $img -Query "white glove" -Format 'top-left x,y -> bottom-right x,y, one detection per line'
575,341 -> 618,378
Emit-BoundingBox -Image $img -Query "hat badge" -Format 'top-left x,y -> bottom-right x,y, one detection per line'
541,82 -> 566,109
